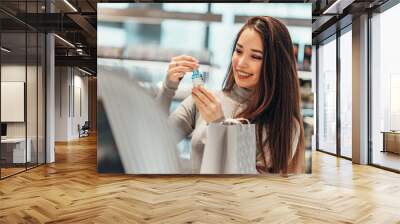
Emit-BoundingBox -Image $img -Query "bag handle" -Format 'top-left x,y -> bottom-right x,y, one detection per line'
235,118 -> 250,124
222,118 -> 251,125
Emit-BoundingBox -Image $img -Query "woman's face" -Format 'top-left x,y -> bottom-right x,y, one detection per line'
232,28 -> 264,89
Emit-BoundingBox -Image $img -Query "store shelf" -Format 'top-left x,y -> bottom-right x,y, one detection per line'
98,57 -> 214,69
98,46 -> 213,66
98,7 -> 222,24
298,70 -> 312,80
234,15 -> 311,27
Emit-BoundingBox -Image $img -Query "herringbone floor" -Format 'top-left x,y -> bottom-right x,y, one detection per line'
1,134 -> 400,223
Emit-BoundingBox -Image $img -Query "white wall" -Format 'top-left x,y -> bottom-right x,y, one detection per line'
71,73 -> 89,138
1,64 -> 46,164
1,65 -> 35,138
55,67 -> 89,141
55,66 -> 69,141
1,65 -> 26,144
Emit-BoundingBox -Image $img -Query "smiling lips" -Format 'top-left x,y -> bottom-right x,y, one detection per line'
236,70 -> 253,78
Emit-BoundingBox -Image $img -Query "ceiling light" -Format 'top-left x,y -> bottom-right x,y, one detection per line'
54,34 -> 75,48
63,0 -> 78,12
1,47 -> 11,53
323,0 -> 354,15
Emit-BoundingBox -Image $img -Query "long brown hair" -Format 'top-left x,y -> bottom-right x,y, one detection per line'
223,16 -> 305,173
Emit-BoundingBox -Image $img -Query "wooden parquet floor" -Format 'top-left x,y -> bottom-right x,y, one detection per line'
1,134 -> 400,223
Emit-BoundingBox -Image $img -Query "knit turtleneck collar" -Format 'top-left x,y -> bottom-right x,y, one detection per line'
229,84 -> 254,103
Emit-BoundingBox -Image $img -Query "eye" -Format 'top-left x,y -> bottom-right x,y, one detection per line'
252,55 -> 263,60
235,48 -> 242,54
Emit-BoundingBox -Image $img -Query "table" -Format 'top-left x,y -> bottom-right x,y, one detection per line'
381,131 -> 400,154
1,138 -> 31,163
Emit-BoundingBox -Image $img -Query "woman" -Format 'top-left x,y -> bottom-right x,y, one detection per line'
157,16 -> 305,174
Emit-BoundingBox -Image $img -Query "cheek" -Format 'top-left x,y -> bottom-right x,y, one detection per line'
231,55 -> 238,67
255,60 -> 263,73
251,61 -> 263,82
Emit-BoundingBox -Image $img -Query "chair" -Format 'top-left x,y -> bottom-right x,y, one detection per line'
79,121 -> 90,138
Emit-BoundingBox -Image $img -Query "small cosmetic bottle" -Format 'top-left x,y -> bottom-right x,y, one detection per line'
192,69 -> 209,87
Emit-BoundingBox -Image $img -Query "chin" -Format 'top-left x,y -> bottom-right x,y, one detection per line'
234,76 -> 256,89
236,82 -> 253,89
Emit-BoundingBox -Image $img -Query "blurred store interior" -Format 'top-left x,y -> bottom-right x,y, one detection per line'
96,3 -> 314,172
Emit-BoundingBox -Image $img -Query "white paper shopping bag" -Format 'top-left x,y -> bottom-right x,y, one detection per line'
200,119 -> 257,174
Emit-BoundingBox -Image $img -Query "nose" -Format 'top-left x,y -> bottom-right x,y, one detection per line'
237,55 -> 248,68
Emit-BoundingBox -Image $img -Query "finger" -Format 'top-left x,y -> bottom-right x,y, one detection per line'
169,61 -> 198,69
169,66 -> 193,74
198,86 -> 217,102
171,72 -> 185,81
172,55 -> 198,62
192,93 -> 207,110
192,88 -> 210,105
169,61 -> 198,70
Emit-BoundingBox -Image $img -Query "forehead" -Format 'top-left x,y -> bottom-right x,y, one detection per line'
237,28 -> 263,50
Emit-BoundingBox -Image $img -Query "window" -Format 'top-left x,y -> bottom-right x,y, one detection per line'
370,3 -> 400,171
317,36 -> 337,154
339,28 -> 352,158
0,1 -> 46,179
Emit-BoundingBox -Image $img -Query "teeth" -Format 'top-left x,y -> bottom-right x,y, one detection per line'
238,71 -> 252,77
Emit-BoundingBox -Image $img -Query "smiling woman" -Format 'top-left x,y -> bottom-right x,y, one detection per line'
157,16 -> 305,174
223,17 -> 305,174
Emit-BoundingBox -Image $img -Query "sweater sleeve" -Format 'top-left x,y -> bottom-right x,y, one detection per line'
156,79 -> 197,142
169,95 -> 197,141
156,79 -> 179,114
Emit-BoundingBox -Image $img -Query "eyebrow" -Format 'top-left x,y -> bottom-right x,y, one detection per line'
236,43 -> 264,55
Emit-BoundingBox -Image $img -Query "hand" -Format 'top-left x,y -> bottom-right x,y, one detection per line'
192,86 -> 224,123
167,55 -> 199,88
